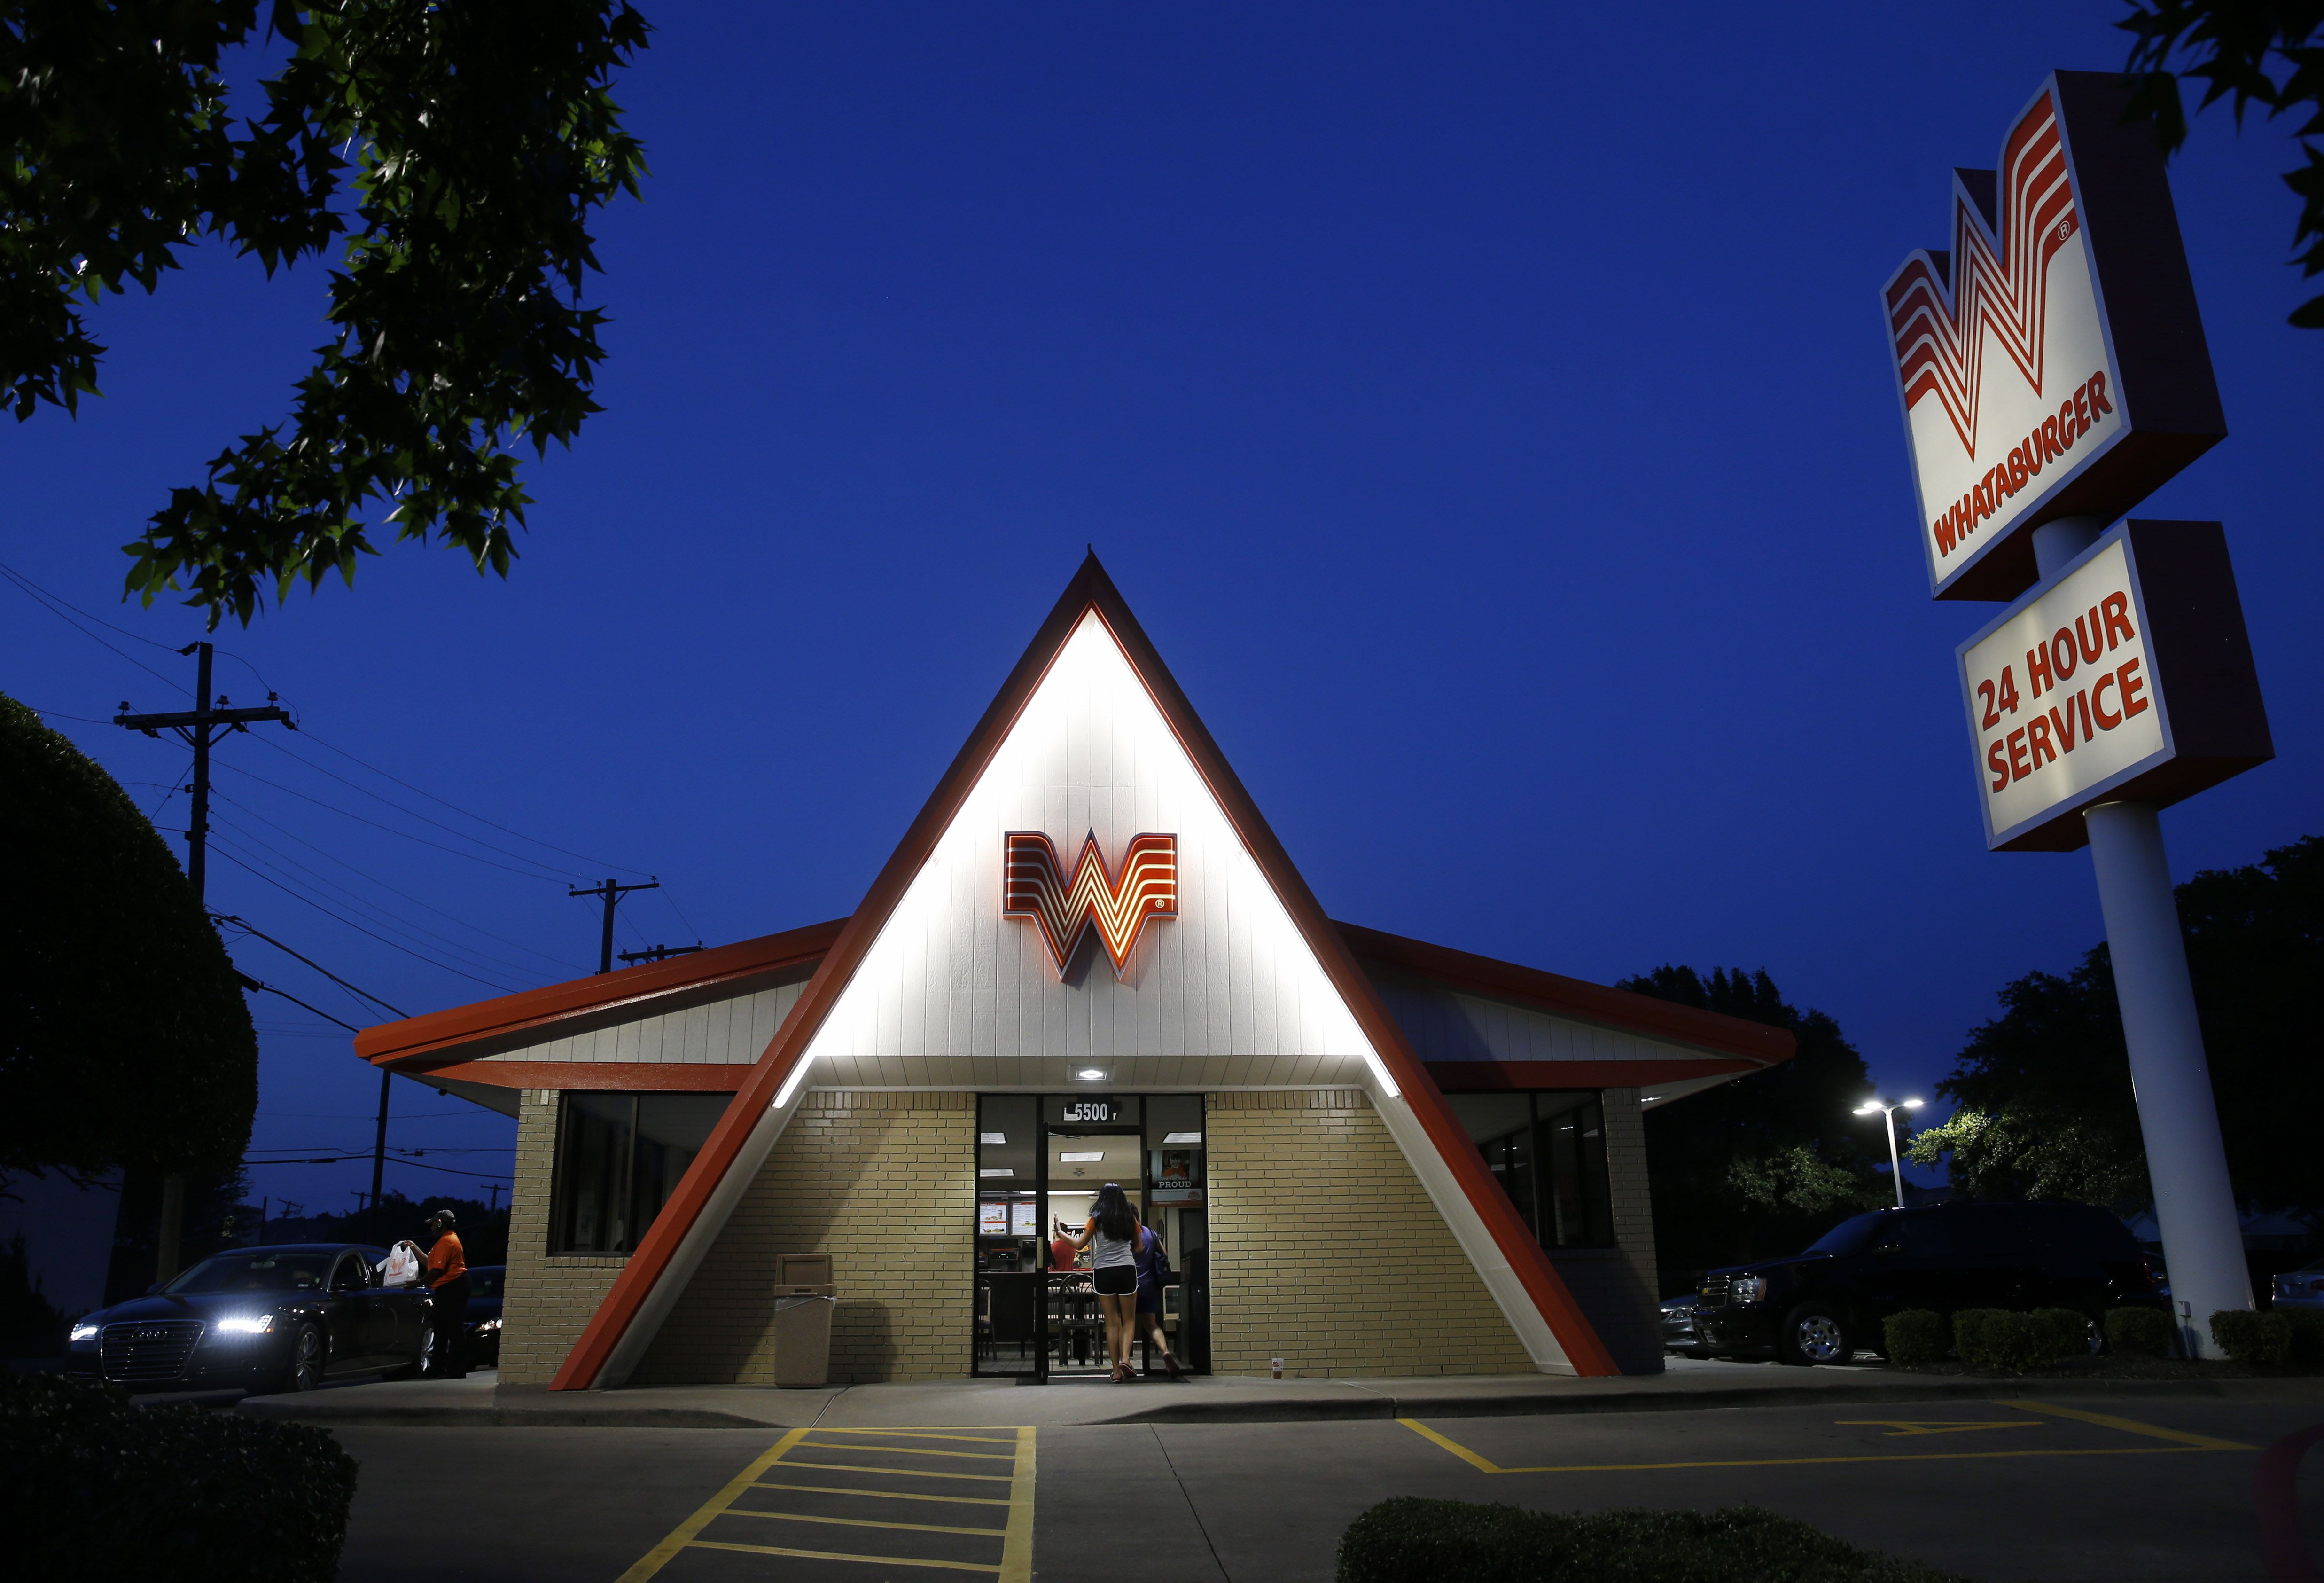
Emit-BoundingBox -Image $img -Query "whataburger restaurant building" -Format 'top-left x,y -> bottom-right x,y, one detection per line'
355,558 -> 1794,1387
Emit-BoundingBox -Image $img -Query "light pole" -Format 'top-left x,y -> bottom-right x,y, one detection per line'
1855,1098 -> 1925,1209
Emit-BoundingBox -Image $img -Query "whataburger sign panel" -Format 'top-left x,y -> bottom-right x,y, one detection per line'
1883,72 -> 2224,601
1956,520 -> 2270,851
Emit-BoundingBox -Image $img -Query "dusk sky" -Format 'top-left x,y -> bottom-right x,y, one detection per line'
6,3 -> 2316,1217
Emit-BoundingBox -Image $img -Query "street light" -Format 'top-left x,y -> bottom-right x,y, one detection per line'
1854,1097 -> 1925,1209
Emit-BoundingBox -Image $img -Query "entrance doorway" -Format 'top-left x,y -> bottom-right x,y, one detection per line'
972,1093 -> 1209,1380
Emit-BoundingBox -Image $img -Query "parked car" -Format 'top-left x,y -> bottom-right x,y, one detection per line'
64,1244 -> 432,1394
1660,1294 -> 1705,1355
2275,1257 -> 2324,1312
465,1265 -> 505,1367
1689,1200 -> 2163,1366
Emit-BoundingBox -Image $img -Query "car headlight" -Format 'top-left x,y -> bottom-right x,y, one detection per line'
214,1314 -> 276,1335
1731,1276 -> 1767,1304
474,1318 -> 501,1333
70,1322 -> 100,1343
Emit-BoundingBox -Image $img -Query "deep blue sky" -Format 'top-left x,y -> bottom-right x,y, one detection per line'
6,4 -> 2316,1217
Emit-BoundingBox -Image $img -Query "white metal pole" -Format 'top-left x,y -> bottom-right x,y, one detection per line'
2033,517 -> 2250,1359
1884,1108 -> 1905,1210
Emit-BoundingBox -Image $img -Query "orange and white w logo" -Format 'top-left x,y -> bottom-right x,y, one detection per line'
1002,831 -> 1177,975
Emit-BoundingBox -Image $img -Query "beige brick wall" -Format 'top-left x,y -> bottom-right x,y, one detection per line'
1205,1089 -> 1537,1378
632,1090 -> 975,1385
499,1089 -> 627,1387
1545,1088 -> 1663,1374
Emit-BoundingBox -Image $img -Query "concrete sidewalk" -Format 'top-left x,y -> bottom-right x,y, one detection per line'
232,1355 -> 2318,1430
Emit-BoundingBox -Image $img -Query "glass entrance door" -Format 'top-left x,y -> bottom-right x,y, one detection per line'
1041,1106 -> 1143,1379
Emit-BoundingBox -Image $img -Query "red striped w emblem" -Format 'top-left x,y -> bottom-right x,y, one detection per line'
1003,831 -> 1177,975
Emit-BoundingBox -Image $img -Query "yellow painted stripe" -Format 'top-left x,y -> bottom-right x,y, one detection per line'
1396,1418 -> 2230,1474
1397,1418 -> 1507,1473
809,1429 -> 1020,1444
799,1440 -> 1015,1461
999,1426 -> 1037,1583
614,1427 -> 808,1583
1999,1399 -> 2254,1451
780,1459 -> 1014,1483
753,1481 -> 1011,1507
716,1508 -> 1005,1538
686,1539 -> 1001,1572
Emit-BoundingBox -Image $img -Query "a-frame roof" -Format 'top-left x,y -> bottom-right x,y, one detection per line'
547,555 -> 1631,1387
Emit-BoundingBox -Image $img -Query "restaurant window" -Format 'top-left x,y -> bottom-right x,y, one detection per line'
550,1093 -> 730,1254
1442,1091 -> 1615,1249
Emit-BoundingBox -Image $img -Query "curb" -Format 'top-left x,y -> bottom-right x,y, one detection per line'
234,1371 -> 2321,1431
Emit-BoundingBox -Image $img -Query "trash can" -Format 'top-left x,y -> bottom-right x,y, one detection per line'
772,1253 -> 836,1387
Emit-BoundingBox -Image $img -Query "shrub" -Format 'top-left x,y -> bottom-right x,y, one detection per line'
1335,1499 -> 1969,1583
1882,1309 -> 1948,1367
2211,1309 -> 2293,1364
2284,1308 -> 2324,1366
2105,1305 -> 2177,1359
0,1371 -> 357,1583
1951,1309 -> 2059,1373
2029,1307 -> 2094,1360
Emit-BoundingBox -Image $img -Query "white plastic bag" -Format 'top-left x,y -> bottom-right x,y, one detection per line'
379,1240 -> 424,1288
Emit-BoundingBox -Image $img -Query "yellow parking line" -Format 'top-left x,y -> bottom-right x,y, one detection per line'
799,1440 -> 1016,1461
615,1428 -> 808,1582
779,1460 -> 1014,1482
2000,1399 -> 2254,1451
1395,1417 -> 2239,1474
808,1429 -> 1019,1444
1000,1426 -> 1037,1583
753,1481 -> 1012,1507
718,1509 -> 1006,1538
686,1539 -> 1001,1572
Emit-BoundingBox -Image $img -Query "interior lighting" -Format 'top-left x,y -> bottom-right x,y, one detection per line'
1162,1132 -> 1202,1144
1058,1152 -> 1105,1162
978,1132 -> 1006,1144
979,1168 -> 1014,1178
1074,1068 -> 1108,1081
214,1315 -> 274,1335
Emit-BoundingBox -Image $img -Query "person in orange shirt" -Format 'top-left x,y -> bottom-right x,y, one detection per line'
423,1207 -> 471,1379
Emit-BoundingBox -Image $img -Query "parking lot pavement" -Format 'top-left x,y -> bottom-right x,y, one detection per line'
332,1390 -> 2324,1582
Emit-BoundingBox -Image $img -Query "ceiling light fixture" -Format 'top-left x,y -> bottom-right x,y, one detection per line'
1162,1131 -> 1202,1144
978,1132 -> 1006,1144
1075,1068 -> 1107,1081
1058,1151 -> 1105,1163
978,1168 -> 1013,1178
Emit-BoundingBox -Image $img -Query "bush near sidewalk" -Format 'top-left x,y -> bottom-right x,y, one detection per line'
1882,1309 -> 1949,1367
1336,1499 -> 1969,1583
2210,1310 -> 2293,1364
2105,1306 -> 2177,1359
0,1371 -> 357,1583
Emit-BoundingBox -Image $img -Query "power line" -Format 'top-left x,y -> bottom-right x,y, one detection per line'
210,787 -> 576,971
0,556 -> 184,651
289,724 -> 653,878
210,757 -> 574,881
213,912 -> 410,1018
0,561 -> 193,695
209,815 -> 561,983
207,843 -> 521,992
233,971 -> 362,1034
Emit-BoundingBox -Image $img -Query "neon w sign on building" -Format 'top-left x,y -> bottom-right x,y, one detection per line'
1002,831 -> 1177,975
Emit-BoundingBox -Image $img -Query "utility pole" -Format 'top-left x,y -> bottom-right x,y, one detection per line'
116,641 -> 293,1283
616,941 -> 702,966
569,877 -> 658,973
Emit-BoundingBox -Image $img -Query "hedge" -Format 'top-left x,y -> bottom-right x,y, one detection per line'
1335,1499 -> 1970,1583
0,1371 -> 357,1583
1882,1309 -> 1948,1367
2210,1310 -> 2292,1364
2287,1309 -> 2324,1365
1950,1308 -> 2088,1372
2104,1306 -> 2176,1359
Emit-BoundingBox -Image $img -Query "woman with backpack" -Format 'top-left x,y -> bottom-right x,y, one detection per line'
1069,1182 -> 1144,1383
1133,1221 -> 1185,1379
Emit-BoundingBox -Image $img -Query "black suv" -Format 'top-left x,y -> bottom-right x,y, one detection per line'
1689,1200 -> 2163,1365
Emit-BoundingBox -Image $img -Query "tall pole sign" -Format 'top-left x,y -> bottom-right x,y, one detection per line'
1885,72 -> 2272,1358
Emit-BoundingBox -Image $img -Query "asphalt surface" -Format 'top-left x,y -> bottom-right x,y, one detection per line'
333,1387 -> 2324,1582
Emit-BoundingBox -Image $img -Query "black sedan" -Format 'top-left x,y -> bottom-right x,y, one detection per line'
66,1243 -> 431,1395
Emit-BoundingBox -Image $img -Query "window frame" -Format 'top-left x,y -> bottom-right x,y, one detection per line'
546,1090 -> 733,1256
1461,1089 -> 1619,1252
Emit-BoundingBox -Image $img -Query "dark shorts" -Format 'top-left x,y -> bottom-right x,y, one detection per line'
1136,1283 -> 1161,1315
1092,1264 -> 1137,1297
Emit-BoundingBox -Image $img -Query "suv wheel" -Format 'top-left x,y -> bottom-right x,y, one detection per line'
1778,1303 -> 1854,1366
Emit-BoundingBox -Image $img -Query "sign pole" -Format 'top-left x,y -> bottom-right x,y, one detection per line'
2033,519 -> 2250,1357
